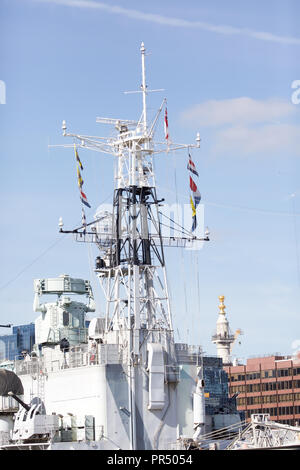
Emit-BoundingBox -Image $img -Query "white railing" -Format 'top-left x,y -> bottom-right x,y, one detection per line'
0,395 -> 19,412
14,344 -> 123,376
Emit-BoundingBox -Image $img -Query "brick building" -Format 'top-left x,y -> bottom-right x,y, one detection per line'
224,355 -> 300,425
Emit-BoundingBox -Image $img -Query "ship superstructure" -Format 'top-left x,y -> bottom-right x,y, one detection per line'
33,274 -> 95,347
0,44 -> 231,451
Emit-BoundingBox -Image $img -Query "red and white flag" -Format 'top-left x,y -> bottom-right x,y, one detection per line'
80,189 -> 91,208
187,154 -> 199,177
164,107 -> 169,142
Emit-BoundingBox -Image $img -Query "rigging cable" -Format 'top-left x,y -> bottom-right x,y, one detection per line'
158,185 -> 300,217
196,418 -> 248,441
87,242 -> 102,316
0,192 -> 113,294
196,251 -> 201,346
189,149 -> 202,346
159,211 -> 193,237
0,237 -> 65,293
190,250 -> 196,345
171,150 -> 189,342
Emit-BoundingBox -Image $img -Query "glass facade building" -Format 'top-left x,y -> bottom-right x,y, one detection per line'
12,323 -> 35,354
0,323 -> 35,361
203,356 -> 240,416
0,334 -> 19,362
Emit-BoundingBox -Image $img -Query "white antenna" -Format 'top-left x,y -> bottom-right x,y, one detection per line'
141,42 -> 147,132
124,42 -> 164,133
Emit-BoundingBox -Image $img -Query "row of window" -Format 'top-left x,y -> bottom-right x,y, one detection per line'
245,406 -> 300,419
238,392 -> 300,406
230,379 -> 300,394
229,367 -> 300,382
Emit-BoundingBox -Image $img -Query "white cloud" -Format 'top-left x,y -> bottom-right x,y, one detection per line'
181,97 -> 296,127
32,0 -> 300,46
213,123 -> 300,156
181,97 -> 300,157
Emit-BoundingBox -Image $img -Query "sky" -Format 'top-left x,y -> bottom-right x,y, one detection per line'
0,0 -> 300,362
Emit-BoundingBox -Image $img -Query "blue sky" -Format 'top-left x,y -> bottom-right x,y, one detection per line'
0,0 -> 300,361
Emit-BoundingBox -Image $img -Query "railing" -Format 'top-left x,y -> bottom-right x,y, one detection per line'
14,344 -> 123,376
73,232 -> 207,248
248,352 -> 284,359
211,334 -> 235,342
15,359 -> 42,376
0,395 -> 19,413
175,343 -> 202,365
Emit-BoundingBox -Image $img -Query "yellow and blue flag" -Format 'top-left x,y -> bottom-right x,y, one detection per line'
75,146 -> 84,170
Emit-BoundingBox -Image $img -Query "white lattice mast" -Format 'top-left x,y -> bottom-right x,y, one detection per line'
57,43 -> 205,350
102,42 -> 173,350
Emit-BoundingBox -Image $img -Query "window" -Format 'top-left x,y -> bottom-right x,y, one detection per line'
63,311 -> 69,326
278,369 -> 289,378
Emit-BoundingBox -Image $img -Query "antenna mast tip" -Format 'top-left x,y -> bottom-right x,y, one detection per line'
62,120 -> 67,135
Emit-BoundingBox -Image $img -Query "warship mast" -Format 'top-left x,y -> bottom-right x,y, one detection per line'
58,43 -> 207,449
